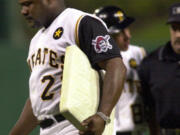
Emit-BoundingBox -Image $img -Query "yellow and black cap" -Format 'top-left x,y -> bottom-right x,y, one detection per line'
94,6 -> 135,34
167,3 -> 180,24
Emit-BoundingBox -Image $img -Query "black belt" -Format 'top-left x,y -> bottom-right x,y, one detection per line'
39,114 -> 66,129
116,131 -> 132,135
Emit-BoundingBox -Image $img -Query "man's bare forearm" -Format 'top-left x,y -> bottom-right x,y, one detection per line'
98,57 -> 126,116
9,98 -> 39,135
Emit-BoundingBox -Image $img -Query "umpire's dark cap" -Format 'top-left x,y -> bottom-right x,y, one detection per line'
167,3 -> 180,24
94,6 -> 135,34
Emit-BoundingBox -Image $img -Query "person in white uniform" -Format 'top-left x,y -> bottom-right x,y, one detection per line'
9,0 -> 127,135
94,5 -> 149,135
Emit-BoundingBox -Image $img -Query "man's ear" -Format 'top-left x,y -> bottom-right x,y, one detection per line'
42,0 -> 52,6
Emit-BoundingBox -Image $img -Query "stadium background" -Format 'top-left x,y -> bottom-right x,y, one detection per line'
0,0 -> 179,134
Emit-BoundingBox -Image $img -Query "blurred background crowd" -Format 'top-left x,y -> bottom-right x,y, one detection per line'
0,0 -> 179,134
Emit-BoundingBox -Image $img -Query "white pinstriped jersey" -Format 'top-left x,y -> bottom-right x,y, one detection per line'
26,8 -> 108,121
115,45 -> 147,133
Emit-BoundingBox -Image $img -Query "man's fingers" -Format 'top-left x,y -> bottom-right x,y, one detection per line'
81,121 -> 89,131
81,116 -> 93,130
83,116 -> 92,123
81,122 -> 88,126
79,130 -> 85,135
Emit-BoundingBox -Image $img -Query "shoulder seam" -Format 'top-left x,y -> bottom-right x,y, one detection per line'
75,15 -> 85,47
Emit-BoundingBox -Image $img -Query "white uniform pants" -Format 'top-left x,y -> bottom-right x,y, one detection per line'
40,120 -> 79,135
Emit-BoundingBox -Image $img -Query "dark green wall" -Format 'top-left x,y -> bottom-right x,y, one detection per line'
0,45 -> 40,135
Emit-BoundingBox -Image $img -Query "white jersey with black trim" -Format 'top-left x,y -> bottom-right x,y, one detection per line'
27,8 -> 106,121
115,45 -> 147,132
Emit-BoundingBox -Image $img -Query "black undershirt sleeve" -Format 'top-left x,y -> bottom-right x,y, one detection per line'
138,59 -> 155,111
78,15 -> 121,70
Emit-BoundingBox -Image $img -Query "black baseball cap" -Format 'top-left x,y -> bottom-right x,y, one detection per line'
167,3 -> 180,24
94,6 -> 135,34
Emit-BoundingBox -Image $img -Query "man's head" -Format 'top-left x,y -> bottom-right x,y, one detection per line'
167,3 -> 180,54
94,6 -> 135,51
19,0 -> 65,28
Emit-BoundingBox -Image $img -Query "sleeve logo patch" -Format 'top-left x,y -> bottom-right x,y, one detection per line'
92,35 -> 112,53
53,27 -> 63,40
129,58 -> 137,69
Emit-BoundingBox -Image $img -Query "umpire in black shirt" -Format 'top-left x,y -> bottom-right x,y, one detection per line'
138,3 -> 180,135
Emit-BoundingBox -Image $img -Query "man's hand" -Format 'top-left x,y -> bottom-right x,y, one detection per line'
79,114 -> 105,135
